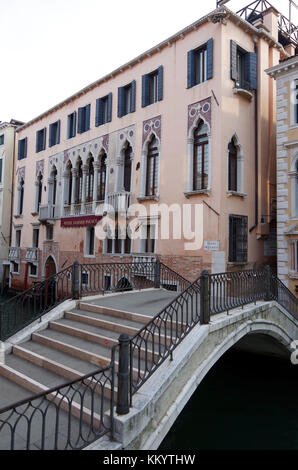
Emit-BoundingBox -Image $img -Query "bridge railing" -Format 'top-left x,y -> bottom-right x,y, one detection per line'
0,264 -> 73,341
269,273 -> 298,320
209,269 -> 267,315
0,363 -> 115,450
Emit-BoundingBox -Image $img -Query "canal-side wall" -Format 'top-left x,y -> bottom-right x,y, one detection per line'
86,301 -> 298,451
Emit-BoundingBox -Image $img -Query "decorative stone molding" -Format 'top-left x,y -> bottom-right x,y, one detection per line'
188,97 -> 211,135
142,116 -> 161,146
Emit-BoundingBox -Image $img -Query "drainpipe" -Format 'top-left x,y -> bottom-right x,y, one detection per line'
249,43 -> 259,233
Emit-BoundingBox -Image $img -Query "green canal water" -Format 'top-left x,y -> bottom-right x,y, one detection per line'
159,348 -> 298,451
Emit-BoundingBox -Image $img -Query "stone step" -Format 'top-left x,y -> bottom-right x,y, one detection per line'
65,310 -> 140,337
31,331 -> 111,369
0,364 -> 104,429
12,345 -> 116,401
78,302 -> 153,324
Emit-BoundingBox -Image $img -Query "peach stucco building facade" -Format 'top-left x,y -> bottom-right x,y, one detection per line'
9,4 -> 296,291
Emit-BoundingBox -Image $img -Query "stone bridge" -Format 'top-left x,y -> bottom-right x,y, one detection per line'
86,298 -> 298,451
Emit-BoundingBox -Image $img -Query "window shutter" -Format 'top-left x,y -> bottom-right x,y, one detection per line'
24,137 -> 27,158
230,40 -> 237,81
158,66 -> 163,101
36,131 -> 39,153
96,99 -> 103,127
118,87 -> 124,118
206,38 -> 213,80
72,111 -> 76,137
245,52 -> 257,90
49,124 -> 52,147
43,128 -> 46,150
78,107 -> 83,133
131,80 -> 136,113
142,74 -> 149,107
108,93 -> 112,122
187,49 -> 195,88
56,120 -> 61,144
18,141 -> 21,160
86,104 -> 91,130
67,115 -> 71,139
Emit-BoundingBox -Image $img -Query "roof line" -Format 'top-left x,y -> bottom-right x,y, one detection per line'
18,5 -> 288,132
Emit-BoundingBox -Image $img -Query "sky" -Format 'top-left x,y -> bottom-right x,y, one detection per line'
0,0 -> 297,123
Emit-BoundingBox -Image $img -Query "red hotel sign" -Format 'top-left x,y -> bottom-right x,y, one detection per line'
61,215 -> 102,228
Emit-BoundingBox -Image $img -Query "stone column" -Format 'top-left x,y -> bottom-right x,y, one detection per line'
93,161 -> 100,211
186,137 -> 194,193
82,164 -> 88,205
71,168 -> 78,215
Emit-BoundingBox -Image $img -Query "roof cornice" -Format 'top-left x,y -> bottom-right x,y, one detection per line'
18,6 -> 289,132
266,55 -> 298,78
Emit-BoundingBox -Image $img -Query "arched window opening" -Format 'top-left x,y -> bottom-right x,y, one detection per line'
124,144 -> 132,192
19,178 -> 24,215
146,135 -> 159,196
228,138 -> 238,192
98,153 -> 107,201
37,173 -> 43,210
193,122 -> 208,191
75,159 -> 83,204
86,157 -> 94,202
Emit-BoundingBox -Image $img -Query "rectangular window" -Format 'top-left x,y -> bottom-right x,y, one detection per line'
103,274 -> 111,291
46,224 -> 53,241
0,159 -> 2,183
29,263 -> 37,276
230,41 -> 257,91
12,261 -> 19,274
36,128 -> 46,153
228,215 -> 248,263
18,137 -> 27,160
142,66 -> 163,107
290,241 -> 298,272
78,104 -> 91,134
96,94 -> 112,126
144,224 -> 156,254
49,120 -> 60,147
118,81 -> 136,117
81,271 -> 89,286
15,229 -> 21,247
67,111 -> 76,139
33,228 -> 39,248
188,39 -> 213,88
85,226 -> 95,256
0,134 -> 4,145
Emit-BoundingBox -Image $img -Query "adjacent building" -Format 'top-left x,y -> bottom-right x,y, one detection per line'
266,54 -> 298,296
0,119 -> 24,291
9,2 -> 297,291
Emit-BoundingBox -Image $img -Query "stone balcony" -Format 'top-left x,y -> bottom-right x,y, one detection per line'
106,191 -> 131,214
25,248 -> 39,262
38,204 -> 56,223
8,247 -> 20,261
62,201 -> 105,218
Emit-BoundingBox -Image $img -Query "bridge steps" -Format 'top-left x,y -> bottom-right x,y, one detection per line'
0,290 -> 179,449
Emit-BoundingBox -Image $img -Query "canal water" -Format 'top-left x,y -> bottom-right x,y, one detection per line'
159,347 -> 298,450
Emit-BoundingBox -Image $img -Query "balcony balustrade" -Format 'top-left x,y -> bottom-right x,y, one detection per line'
25,248 -> 39,262
106,191 -> 131,213
38,204 -> 56,222
8,247 -> 20,260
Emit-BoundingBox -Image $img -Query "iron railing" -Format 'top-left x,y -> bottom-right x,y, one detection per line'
0,364 -> 114,450
209,269 -> 267,315
0,262 -> 297,450
129,278 -> 200,397
0,265 -> 73,341
236,0 -> 298,47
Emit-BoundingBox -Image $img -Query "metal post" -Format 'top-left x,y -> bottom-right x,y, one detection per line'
154,259 -> 161,289
72,261 -> 80,300
116,333 -> 130,415
200,270 -> 210,324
